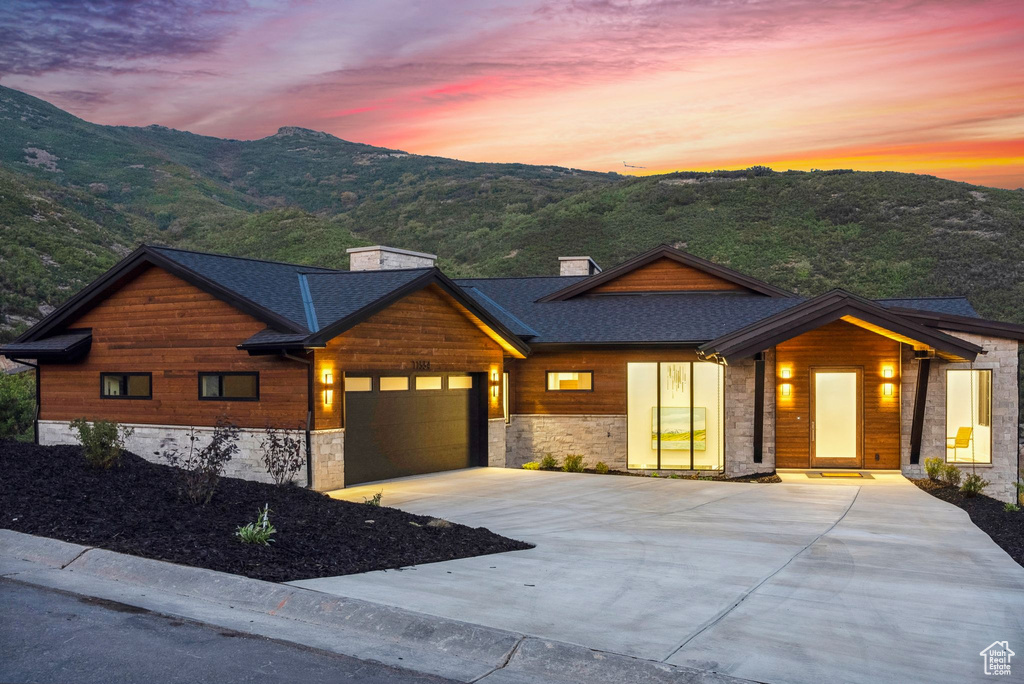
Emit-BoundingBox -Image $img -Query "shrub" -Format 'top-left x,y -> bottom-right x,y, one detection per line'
521,461 -> 540,470
1016,473 -> 1024,506
70,418 -> 134,469
923,457 -> 944,481
594,461 -> 609,474
364,491 -> 383,506
160,420 -> 240,505
260,425 -> 304,485
959,473 -> 989,497
562,454 -> 585,473
939,464 -> 962,487
0,372 -> 35,441
538,454 -> 559,470
1004,502 -> 1020,513
236,504 -> 276,545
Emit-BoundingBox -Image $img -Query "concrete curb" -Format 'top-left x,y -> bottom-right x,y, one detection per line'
1,530 -> 753,684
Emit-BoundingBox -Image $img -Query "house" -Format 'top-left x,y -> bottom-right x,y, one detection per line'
3,244 -> 1021,502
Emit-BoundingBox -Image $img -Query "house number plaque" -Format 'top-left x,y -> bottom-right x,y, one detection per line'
412,360 -> 431,370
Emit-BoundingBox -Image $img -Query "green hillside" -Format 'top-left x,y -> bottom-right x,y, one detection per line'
2,84 -> 1023,345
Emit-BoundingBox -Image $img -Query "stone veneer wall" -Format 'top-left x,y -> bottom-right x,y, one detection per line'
505,415 -> 627,469
37,420 -> 304,485
488,419 -> 507,467
723,352 -> 776,477
310,428 -> 345,491
901,334 -> 1019,503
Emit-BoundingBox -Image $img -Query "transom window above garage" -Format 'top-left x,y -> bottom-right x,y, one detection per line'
546,371 -> 593,391
100,373 -> 152,399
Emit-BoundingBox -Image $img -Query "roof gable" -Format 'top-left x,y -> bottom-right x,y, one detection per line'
538,245 -> 793,301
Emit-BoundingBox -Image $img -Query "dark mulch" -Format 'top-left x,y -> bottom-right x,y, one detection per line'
578,468 -> 782,483
911,478 -> 1023,568
0,441 -> 532,582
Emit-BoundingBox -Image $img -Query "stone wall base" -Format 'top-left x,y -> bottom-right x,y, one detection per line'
488,419 -> 506,467
506,415 -> 626,469
310,428 -> 345,491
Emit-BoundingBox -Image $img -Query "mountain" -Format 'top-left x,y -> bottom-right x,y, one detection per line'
2,84 -> 1024,344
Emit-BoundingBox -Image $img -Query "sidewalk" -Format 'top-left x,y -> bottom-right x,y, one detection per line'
0,529 -> 748,684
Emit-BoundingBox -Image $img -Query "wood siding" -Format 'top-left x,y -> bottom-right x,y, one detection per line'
316,284 -> 506,426
588,257 -> 752,294
39,266 -> 309,429
775,320 -> 902,469
511,349 -> 700,415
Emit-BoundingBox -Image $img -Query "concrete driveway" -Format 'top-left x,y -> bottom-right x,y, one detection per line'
292,469 -> 1024,684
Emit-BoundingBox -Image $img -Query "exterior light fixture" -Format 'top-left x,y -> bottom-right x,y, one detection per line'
490,370 -> 500,398
781,383 -> 792,397
781,368 -> 792,379
883,367 -> 894,379
883,382 -> 894,397
323,371 -> 334,406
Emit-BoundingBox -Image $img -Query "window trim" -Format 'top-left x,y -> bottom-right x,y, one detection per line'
944,368 -> 993,464
99,372 -> 153,400
545,370 -> 594,392
197,371 -> 260,402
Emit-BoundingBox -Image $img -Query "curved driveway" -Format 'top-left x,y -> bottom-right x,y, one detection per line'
293,469 -> 1024,684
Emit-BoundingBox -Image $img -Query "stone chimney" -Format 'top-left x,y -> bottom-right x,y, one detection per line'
558,256 -> 601,276
347,246 -> 437,271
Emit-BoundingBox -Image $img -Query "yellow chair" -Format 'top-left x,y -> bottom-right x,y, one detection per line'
946,427 -> 973,461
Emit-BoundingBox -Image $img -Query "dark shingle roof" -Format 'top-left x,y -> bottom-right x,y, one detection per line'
875,297 -> 979,318
304,269 -> 432,332
0,330 -> 92,354
456,276 -> 804,343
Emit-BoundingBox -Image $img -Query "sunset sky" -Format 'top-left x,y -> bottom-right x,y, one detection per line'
2,0 -> 1023,188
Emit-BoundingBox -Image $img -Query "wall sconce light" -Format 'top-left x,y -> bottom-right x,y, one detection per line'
323,371 -> 334,406
781,383 -> 792,397
490,370 -> 500,398
780,368 -> 792,380
883,382 -> 894,397
882,367 -> 894,379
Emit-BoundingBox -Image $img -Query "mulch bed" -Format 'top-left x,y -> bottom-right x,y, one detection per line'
911,478 -> 1023,568
0,441 -> 532,582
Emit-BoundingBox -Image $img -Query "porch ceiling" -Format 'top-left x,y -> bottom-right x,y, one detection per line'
839,316 -> 971,361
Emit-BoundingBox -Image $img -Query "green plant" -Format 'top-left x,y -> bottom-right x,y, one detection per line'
1016,471 -> 1024,505
70,418 -> 134,469
538,454 -> 559,470
260,425 -> 304,485
594,461 -> 609,474
0,372 -> 35,441
236,504 -> 276,545
160,420 -> 240,505
522,461 -> 540,470
959,473 -> 989,497
364,491 -> 383,506
940,463 -> 962,487
562,454 -> 585,473
1004,502 -> 1020,513
923,457 -> 944,481
650,472 -> 660,478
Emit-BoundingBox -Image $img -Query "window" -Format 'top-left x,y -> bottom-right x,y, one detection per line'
379,376 -> 409,392
448,376 -> 473,390
627,361 -> 724,470
546,371 -> 593,391
503,372 -> 510,424
415,376 -> 442,390
198,372 -> 259,401
945,369 -> 992,463
100,373 -> 151,399
345,376 -> 372,392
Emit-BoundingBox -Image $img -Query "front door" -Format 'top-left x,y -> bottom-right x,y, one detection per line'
810,367 -> 862,468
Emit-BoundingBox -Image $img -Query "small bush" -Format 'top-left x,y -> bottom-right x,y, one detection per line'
0,372 -> 35,441
236,504 -> 276,545
1004,502 -> 1020,513
562,454 -> 585,473
594,461 -> 609,474
260,425 -> 304,485
70,418 -> 134,469
940,464 -> 962,487
959,473 -> 989,497
1015,475 -> 1024,506
650,472 -> 660,478
538,454 -> 559,470
522,461 -> 540,470
364,491 -> 383,506
923,457 -> 944,481
160,420 -> 240,505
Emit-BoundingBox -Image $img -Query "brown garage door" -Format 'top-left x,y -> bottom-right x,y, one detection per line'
344,373 -> 486,486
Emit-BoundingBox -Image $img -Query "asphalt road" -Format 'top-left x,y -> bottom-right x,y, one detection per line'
0,578 -> 457,684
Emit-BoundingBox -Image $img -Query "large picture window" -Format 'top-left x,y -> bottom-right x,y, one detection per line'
945,369 -> 992,464
199,372 -> 259,401
100,373 -> 152,399
627,361 -> 724,470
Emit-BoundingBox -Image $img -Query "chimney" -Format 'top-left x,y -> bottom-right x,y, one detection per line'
347,246 -> 437,271
558,256 -> 601,276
